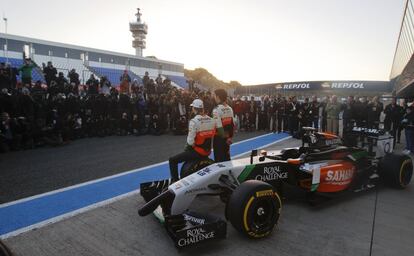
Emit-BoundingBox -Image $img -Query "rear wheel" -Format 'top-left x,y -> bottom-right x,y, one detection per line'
379,154 -> 413,189
226,180 -> 282,238
180,158 -> 214,178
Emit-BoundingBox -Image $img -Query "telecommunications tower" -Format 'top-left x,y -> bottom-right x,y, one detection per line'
129,8 -> 148,57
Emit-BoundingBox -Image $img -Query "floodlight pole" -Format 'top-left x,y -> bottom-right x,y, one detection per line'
3,16 -> 8,62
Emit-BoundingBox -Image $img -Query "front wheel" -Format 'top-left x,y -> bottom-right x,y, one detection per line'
379,154 -> 413,189
226,180 -> 282,238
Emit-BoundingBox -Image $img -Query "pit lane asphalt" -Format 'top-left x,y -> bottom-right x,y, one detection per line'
0,131 -> 267,204
3,138 -> 414,256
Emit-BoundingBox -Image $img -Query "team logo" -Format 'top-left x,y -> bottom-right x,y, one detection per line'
283,83 -> 310,89
325,167 -> 355,185
197,167 -> 214,176
331,82 -> 364,89
177,227 -> 215,247
183,214 -> 206,225
255,166 -> 288,181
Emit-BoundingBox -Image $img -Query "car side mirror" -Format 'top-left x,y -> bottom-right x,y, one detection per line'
250,149 -> 258,164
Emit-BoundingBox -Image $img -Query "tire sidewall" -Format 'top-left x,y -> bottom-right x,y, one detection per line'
398,158 -> 413,188
379,154 -> 413,189
227,180 -> 282,238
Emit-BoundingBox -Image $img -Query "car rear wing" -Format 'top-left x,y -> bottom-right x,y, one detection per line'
345,127 -> 393,158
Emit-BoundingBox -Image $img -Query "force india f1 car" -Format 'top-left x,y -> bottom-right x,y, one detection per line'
138,127 -> 413,248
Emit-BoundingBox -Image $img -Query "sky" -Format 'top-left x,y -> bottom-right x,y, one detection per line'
0,0 -> 406,85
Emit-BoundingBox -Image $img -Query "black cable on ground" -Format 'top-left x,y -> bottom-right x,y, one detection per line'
369,188 -> 379,256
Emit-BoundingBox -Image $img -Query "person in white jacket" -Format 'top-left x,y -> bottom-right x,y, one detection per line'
169,99 -> 216,182
212,89 -> 235,162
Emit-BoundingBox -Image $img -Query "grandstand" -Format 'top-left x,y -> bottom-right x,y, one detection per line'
165,74 -> 188,88
0,33 -> 188,88
0,55 -> 45,83
390,0 -> 414,97
88,66 -> 142,85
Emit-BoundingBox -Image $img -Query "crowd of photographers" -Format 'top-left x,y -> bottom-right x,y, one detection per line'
232,94 -> 414,154
0,61 -> 220,153
1,60 -> 414,154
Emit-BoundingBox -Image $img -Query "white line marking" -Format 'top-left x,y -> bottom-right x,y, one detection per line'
0,190 -> 140,239
0,161 -> 166,208
0,134 -> 293,239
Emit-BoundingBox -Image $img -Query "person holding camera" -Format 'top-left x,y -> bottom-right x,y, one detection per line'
43,61 -> 57,87
18,59 -> 35,87
68,69 -> 80,84
401,102 -> 414,155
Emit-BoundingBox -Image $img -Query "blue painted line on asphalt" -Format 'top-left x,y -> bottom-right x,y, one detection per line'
0,133 -> 289,236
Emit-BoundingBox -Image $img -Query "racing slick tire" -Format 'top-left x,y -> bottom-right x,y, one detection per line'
226,180 -> 282,239
379,153 -> 413,189
180,158 -> 214,178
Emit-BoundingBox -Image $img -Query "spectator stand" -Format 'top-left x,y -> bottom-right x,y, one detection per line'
0,56 -> 45,84
86,62 -> 142,87
33,54 -> 93,84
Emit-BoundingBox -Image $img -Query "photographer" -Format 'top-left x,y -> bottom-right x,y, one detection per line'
135,94 -> 147,134
0,89 -> 14,115
68,69 -> 80,86
86,74 -> 99,95
0,112 -> 20,152
55,72 -> 69,95
120,70 -> 131,95
384,97 -> 404,145
100,76 -> 112,95
287,96 -> 299,137
299,97 -> 311,129
0,63 -> 10,90
18,59 -> 35,87
310,96 -> 320,129
401,103 -> 414,155
17,88 -> 35,128
367,96 -> 383,129
342,96 -> 356,133
43,61 -> 57,87
326,95 -> 340,135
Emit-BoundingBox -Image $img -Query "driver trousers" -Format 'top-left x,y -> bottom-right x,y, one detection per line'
169,148 -> 203,182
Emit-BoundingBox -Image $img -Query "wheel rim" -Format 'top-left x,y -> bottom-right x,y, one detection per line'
400,160 -> 413,187
251,199 -> 276,231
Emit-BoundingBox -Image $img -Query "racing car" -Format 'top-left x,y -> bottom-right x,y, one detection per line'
138,127 -> 413,248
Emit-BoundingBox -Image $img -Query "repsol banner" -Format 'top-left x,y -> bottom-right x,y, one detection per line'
271,81 -> 391,92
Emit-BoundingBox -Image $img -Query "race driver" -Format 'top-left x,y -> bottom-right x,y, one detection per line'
212,89 -> 235,162
169,99 -> 216,182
